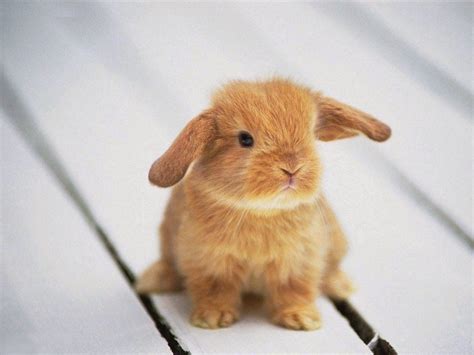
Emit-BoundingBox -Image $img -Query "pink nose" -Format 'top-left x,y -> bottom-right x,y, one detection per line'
280,167 -> 301,188
280,167 -> 300,177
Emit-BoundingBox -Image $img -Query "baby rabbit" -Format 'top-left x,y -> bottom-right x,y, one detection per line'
136,78 -> 391,331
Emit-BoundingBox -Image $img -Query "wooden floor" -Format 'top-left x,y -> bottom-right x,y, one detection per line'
1,2 -> 472,354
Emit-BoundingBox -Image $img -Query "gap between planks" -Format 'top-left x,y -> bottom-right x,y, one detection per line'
332,300 -> 396,355
355,146 -> 473,250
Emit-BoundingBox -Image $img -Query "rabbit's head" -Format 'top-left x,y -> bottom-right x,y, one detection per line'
149,79 -> 391,210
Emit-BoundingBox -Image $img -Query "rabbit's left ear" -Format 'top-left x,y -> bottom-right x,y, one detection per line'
315,96 -> 391,142
148,109 -> 217,187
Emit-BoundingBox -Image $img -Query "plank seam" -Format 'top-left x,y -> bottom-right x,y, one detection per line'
0,72 -> 190,355
331,299 -> 397,355
357,146 -> 473,250
367,333 -> 379,351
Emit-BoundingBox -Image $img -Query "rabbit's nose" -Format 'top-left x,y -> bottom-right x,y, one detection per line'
279,152 -> 302,172
280,167 -> 302,177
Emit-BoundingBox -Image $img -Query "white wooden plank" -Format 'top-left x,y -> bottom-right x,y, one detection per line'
1,5 -> 371,353
153,295 -> 367,354
365,2 -> 472,93
320,141 -> 472,353
0,120 -> 170,354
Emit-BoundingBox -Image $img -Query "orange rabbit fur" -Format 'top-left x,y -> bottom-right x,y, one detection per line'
136,78 -> 391,331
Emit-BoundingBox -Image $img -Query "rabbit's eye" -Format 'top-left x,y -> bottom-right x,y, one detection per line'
238,131 -> 254,148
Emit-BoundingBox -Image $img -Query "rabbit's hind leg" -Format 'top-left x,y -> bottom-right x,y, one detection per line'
135,259 -> 183,294
318,195 -> 355,300
321,268 -> 355,300
136,186 -> 185,294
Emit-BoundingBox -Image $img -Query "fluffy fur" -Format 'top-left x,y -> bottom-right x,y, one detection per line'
137,78 -> 391,331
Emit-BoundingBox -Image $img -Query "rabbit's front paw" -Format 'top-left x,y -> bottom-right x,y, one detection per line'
273,306 -> 322,331
190,307 -> 239,329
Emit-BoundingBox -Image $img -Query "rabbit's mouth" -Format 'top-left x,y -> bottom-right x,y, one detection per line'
283,175 -> 297,190
281,182 -> 297,193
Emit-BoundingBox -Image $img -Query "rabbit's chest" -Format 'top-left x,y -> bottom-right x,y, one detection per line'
227,211 -> 324,265
236,218 -> 322,294
178,202 -> 326,281
232,221 -> 306,257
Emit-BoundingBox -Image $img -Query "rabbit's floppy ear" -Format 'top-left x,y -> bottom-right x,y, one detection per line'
149,109 -> 217,187
315,96 -> 391,142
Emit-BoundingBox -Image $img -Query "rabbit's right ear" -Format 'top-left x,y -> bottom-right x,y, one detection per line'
149,110 -> 217,187
315,96 -> 391,142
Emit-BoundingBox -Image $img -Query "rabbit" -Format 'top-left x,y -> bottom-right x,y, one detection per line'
136,78 -> 391,331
